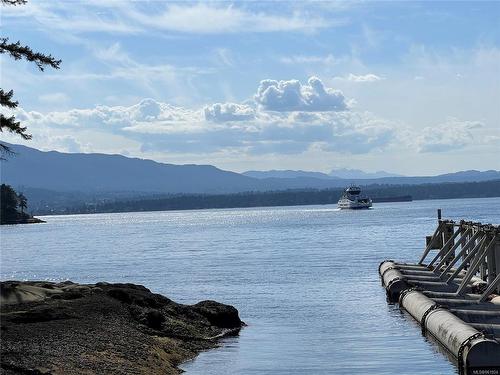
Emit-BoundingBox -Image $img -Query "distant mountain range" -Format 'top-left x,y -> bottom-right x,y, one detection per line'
243,169 -> 402,179
0,143 -> 263,194
1,143 -> 499,198
243,170 -> 335,180
329,168 -> 403,179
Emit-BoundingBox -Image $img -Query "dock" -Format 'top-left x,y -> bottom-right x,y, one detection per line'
380,210 -> 500,375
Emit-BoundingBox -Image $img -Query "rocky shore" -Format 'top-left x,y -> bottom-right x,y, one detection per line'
0,281 -> 244,374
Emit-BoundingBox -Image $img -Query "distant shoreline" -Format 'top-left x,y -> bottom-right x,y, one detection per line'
29,179 -> 500,217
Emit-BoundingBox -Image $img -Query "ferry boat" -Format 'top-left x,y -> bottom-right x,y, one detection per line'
338,185 -> 372,209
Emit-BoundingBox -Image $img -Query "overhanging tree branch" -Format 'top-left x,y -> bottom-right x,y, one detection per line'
0,89 -> 19,109
0,89 -> 29,156
1,1 -> 61,158
0,38 -> 61,71
1,0 -> 27,5
0,114 -> 32,140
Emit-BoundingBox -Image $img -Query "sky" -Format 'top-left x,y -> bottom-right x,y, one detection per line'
1,0 -> 499,175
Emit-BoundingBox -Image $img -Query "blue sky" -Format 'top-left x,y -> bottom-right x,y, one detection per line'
2,1 -> 499,175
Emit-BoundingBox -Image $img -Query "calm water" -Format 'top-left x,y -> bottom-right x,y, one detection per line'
1,198 -> 499,374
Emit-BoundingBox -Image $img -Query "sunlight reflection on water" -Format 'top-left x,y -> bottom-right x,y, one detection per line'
1,197 -> 499,374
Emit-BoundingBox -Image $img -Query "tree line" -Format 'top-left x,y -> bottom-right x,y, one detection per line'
0,183 -> 30,224
38,179 -> 500,215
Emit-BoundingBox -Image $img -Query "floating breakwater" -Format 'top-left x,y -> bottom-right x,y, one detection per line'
380,211 -> 500,375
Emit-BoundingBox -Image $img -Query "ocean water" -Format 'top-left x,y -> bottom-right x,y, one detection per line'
1,197 -> 499,374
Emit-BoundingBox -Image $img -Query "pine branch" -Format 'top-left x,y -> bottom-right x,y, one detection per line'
1,0 -> 27,5
0,0 -> 61,157
0,89 -> 18,109
0,38 -> 61,71
0,114 -> 32,139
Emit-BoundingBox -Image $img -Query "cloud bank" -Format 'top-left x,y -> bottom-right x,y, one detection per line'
12,77 -> 392,157
7,77 -> 492,165
15,102 -> 389,155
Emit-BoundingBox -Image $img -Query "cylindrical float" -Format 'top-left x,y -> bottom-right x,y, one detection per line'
380,261 -> 409,302
379,260 -> 396,276
401,290 -> 500,373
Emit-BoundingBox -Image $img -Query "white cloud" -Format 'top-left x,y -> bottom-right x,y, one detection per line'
15,98 -> 202,133
333,73 -> 384,82
14,97 -> 393,156
280,54 -> 337,65
254,77 -> 348,112
9,77 -> 399,157
125,3 -> 335,34
416,118 -> 484,153
346,73 -> 383,82
2,2 -> 338,36
1,1 -> 141,35
204,103 -> 255,122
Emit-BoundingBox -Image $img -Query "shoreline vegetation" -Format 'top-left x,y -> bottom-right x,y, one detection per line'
0,281 -> 244,375
28,179 -> 500,216
0,184 -> 44,225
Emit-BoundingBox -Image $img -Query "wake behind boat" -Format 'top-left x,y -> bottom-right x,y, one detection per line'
338,186 -> 372,209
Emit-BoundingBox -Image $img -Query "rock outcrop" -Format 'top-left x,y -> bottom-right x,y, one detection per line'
0,281 -> 243,374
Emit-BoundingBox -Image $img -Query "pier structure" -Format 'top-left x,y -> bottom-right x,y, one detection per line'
380,211 -> 500,375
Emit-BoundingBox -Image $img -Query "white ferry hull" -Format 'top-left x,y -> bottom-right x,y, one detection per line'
337,198 -> 372,210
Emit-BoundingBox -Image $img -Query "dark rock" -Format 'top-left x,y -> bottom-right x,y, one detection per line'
110,283 -> 150,292
107,288 -> 133,304
144,309 -> 165,329
61,291 -> 84,300
194,300 -> 243,329
7,306 -> 75,323
144,296 -> 161,308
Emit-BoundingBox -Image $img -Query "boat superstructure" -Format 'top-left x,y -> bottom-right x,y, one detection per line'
338,185 -> 372,209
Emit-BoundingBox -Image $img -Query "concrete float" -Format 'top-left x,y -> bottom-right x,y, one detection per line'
379,214 -> 500,375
